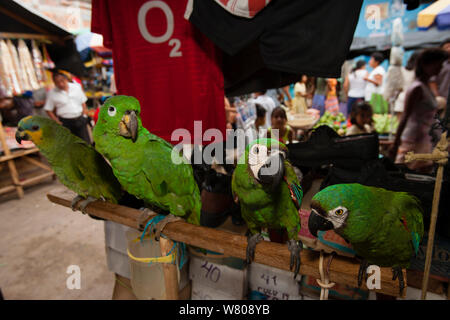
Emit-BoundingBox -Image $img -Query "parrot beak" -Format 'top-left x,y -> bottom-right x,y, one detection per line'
308,207 -> 334,237
119,110 -> 138,142
15,128 -> 29,144
257,151 -> 285,190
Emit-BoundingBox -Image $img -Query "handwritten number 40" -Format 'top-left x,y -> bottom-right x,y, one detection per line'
201,261 -> 221,283
138,0 -> 182,57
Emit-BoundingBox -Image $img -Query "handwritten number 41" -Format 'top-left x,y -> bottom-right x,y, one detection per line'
261,274 -> 277,286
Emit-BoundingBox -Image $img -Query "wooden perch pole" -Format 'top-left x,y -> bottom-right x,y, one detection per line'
405,132 -> 448,300
159,237 -> 180,300
47,188 -> 405,297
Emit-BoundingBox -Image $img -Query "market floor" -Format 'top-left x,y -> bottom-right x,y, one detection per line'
0,180 -> 114,300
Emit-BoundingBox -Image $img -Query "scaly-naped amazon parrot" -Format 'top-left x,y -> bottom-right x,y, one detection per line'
308,183 -> 424,294
232,138 -> 303,278
92,95 -> 201,235
15,116 -> 122,211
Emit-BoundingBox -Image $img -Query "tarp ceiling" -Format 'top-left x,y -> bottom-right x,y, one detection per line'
0,0 -> 86,77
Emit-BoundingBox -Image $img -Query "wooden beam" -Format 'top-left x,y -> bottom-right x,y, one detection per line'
0,32 -> 59,44
47,188 -> 406,298
0,184 -> 16,195
20,171 -> 54,187
0,148 -> 40,162
22,155 -> 52,172
0,7 -> 51,35
160,237 -> 180,300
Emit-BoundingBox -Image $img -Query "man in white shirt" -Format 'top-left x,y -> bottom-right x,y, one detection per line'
248,91 -> 276,129
44,70 -> 90,143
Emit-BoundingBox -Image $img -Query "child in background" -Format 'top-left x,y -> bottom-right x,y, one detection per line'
346,101 -> 375,136
324,78 -> 340,116
254,103 -> 267,133
268,107 -> 293,144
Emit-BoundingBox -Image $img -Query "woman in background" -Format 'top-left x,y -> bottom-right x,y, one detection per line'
292,75 -> 308,114
394,51 -> 420,118
391,48 -> 448,172
324,78 -> 339,115
344,59 -> 368,117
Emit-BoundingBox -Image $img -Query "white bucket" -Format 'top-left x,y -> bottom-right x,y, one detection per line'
126,229 -> 166,300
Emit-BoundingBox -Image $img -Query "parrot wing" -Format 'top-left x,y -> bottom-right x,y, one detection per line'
284,162 -> 303,210
66,141 -> 121,203
392,192 -> 424,255
140,138 -> 201,224
231,164 -> 271,209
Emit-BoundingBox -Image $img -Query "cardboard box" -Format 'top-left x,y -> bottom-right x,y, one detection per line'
409,234 -> 450,280
191,281 -> 239,300
189,256 -> 247,300
248,262 -> 303,300
300,275 -> 369,300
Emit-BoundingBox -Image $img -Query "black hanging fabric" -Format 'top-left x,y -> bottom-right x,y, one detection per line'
187,0 -> 363,96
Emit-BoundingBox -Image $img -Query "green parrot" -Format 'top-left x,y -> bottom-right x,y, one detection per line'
308,183 -> 424,294
15,116 -> 123,211
232,138 -> 303,278
92,95 -> 201,235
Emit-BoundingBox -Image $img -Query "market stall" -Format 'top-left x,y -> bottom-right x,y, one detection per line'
0,0 -> 85,198
5,0 -> 447,303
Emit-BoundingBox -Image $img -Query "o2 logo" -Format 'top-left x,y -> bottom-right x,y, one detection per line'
138,0 -> 182,57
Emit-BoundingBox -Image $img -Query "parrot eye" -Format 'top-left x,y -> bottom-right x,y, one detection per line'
32,125 -> 39,131
334,207 -> 346,216
108,106 -> 117,117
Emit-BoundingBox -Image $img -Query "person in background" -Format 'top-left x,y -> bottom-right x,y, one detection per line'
305,76 -> 316,108
394,50 -> 420,118
32,87 -> 48,117
0,86 -> 13,124
268,106 -> 293,144
248,90 -> 276,129
430,38 -> 450,101
391,48 -> 448,172
224,96 -> 238,130
254,103 -> 267,134
346,101 -> 374,136
324,78 -> 339,115
292,75 -> 308,114
281,85 -> 293,109
44,69 -> 90,143
344,59 -> 368,116
364,52 -> 386,104
311,77 -> 327,116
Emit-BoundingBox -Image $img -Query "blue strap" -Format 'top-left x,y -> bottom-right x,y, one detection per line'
140,214 -> 166,243
140,214 -> 188,270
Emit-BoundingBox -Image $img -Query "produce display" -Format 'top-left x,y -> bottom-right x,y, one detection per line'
313,111 -> 347,136
373,114 -> 399,134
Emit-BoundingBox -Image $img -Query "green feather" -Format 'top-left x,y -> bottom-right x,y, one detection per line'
17,116 -> 122,203
411,232 -> 420,256
232,138 -> 301,239
311,183 -> 424,268
93,95 -> 201,225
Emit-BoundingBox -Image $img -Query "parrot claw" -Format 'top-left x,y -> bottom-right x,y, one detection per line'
287,239 -> 303,280
154,214 -> 182,241
392,267 -> 405,296
358,260 -> 369,288
137,208 -> 152,231
78,196 -> 97,214
71,195 -> 84,211
246,233 -> 264,264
